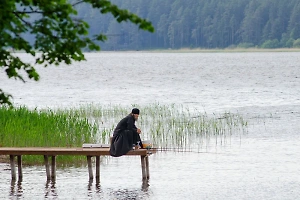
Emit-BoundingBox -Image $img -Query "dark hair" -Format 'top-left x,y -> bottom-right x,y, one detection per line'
131,108 -> 140,114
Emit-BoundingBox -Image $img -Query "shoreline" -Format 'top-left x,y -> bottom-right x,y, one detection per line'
148,47 -> 300,53
10,47 -> 300,54
92,48 -> 300,53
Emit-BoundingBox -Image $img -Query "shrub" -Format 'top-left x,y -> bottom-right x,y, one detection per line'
237,43 -> 255,48
260,39 -> 280,48
293,38 -> 300,48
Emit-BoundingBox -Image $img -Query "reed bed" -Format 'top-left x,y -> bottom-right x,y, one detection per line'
64,103 -> 248,152
0,106 -> 97,165
0,103 -> 247,164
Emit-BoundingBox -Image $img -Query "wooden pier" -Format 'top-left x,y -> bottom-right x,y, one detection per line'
0,147 -> 151,182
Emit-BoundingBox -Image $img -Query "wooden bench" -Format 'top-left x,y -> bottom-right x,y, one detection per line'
0,147 -> 150,182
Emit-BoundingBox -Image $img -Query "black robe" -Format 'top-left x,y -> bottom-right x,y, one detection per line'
109,114 -> 143,157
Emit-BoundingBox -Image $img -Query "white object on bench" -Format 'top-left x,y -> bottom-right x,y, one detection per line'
82,144 -> 110,148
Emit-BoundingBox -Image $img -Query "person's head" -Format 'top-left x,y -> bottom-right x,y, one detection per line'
131,108 -> 140,121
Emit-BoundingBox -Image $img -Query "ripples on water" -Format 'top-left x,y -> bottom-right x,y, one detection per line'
1,52 -> 300,199
2,52 -> 300,111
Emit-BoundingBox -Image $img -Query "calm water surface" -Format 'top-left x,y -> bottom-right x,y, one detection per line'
1,52 -> 300,199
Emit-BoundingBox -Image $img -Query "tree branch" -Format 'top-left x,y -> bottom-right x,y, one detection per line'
72,0 -> 85,7
13,12 -> 32,27
13,10 -> 43,14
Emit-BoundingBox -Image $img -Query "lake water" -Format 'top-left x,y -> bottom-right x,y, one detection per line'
1,52 -> 300,199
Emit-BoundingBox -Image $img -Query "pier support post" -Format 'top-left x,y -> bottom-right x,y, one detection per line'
95,156 -> 100,183
51,156 -> 56,180
10,155 -> 16,180
44,156 -> 56,180
145,155 -> 149,179
17,156 -> 23,181
140,155 -> 147,180
44,156 -> 50,180
87,156 -> 93,181
9,155 -> 23,181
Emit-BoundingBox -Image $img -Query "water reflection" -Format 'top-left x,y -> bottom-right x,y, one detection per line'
87,179 -> 102,195
44,180 -> 57,198
141,179 -> 150,192
86,180 -> 150,199
108,180 -> 150,200
10,180 -> 23,198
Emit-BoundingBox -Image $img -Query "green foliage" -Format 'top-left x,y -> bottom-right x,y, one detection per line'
0,106 -> 98,165
237,43 -> 255,48
69,0 -> 300,50
286,38 -> 295,48
0,103 -> 247,164
0,89 -> 12,106
0,106 -> 97,147
293,38 -> 300,48
260,39 -> 280,49
0,0 -> 154,106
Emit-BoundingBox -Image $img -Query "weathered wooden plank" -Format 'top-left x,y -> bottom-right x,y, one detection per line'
0,147 -> 147,156
1,147 -> 152,182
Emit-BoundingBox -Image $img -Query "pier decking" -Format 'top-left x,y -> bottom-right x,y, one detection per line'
0,147 -> 150,182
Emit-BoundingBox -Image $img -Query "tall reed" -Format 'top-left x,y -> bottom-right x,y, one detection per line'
0,103 -> 247,165
64,103 -> 248,151
0,106 -> 97,165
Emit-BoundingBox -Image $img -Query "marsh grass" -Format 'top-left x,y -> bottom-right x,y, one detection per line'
0,106 -> 97,165
65,103 -> 248,152
0,103 -> 247,165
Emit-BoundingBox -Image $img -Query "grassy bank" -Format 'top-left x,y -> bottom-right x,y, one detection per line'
0,104 -> 248,165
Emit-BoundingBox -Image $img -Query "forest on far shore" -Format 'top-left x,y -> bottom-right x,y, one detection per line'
25,0 -> 300,50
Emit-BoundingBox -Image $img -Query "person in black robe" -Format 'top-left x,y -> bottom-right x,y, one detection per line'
109,108 -> 143,157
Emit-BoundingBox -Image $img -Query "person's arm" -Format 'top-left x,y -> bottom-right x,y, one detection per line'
126,115 -> 141,134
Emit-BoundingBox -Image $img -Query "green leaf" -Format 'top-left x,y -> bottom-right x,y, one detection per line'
0,0 -> 154,106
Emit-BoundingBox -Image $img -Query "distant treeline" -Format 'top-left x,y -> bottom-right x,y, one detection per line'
29,0 -> 300,50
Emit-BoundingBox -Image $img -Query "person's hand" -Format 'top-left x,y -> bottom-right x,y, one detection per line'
137,128 -> 141,134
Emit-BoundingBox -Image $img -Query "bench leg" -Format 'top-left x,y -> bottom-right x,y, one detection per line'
10,155 -> 16,180
51,156 -> 56,180
140,155 -> 147,180
17,156 -> 23,181
95,156 -> 100,183
44,156 -> 50,180
145,155 -> 150,179
87,156 -> 93,181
